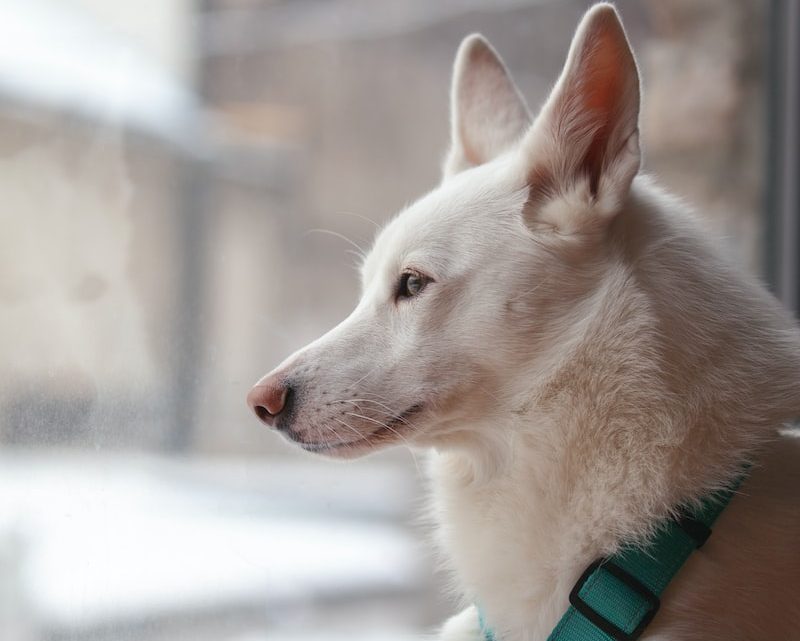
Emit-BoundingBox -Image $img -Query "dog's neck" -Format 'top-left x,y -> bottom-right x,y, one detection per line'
428,180 -> 800,641
430,350 -> 750,641
429,407 -> 651,641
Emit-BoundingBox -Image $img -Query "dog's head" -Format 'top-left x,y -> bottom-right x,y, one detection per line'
247,4 -> 641,458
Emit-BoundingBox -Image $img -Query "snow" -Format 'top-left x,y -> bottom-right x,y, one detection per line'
0,452 -> 425,633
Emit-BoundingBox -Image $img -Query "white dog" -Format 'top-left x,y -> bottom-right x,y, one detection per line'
248,4 -> 800,640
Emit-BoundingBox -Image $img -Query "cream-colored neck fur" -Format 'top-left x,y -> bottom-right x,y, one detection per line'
430,179 -> 800,641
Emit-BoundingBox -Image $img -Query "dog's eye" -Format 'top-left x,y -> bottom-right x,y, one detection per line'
397,271 -> 430,300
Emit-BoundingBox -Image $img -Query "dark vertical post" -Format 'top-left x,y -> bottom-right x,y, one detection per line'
166,155 -> 213,452
165,0 -> 216,452
765,0 -> 800,311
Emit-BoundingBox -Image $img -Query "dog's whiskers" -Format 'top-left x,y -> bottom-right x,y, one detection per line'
332,398 -> 414,426
345,393 -> 426,431
305,228 -> 367,260
329,415 -> 365,442
316,420 -> 343,443
336,210 -> 381,231
343,411 -> 421,473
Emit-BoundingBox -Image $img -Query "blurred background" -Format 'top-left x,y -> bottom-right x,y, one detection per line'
0,0 -> 798,640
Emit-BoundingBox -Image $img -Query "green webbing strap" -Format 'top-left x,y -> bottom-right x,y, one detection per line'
479,608 -> 497,641
479,474 -> 745,641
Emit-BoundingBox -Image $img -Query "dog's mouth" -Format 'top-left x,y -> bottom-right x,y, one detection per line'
296,404 -> 424,455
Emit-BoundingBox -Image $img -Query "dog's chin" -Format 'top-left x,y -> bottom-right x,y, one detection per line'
297,436 -> 387,460
291,404 -> 424,459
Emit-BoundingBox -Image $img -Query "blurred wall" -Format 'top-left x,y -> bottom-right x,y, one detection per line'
643,0 -> 765,271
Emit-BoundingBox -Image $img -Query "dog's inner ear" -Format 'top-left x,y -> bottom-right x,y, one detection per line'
524,4 -> 641,231
443,34 -> 531,180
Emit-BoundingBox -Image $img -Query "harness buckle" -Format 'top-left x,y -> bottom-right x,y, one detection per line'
568,559 -> 660,641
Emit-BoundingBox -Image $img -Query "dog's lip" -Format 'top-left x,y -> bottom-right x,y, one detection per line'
298,403 -> 423,453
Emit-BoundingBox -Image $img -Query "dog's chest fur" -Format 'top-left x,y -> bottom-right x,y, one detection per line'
430,444 -> 587,641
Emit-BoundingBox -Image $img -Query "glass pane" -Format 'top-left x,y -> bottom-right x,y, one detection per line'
0,1 -> 768,639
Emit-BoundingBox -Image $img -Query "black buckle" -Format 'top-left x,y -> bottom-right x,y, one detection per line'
569,559 -> 660,641
676,510 -> 712,548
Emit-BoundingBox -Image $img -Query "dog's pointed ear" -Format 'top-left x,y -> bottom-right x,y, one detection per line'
523,4 -> 640,232
442,34 -> 531,180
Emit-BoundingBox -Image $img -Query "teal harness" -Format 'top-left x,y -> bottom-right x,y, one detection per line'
479,473 -> 745,641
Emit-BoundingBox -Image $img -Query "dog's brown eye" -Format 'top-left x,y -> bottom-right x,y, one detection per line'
397,271 -> 429,300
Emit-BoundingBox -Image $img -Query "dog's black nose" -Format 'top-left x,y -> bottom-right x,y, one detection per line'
247,377 -> 293,427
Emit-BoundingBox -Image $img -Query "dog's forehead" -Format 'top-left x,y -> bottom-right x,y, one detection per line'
362,163 -> 526,283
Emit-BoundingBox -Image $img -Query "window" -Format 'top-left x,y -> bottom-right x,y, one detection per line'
0,2 -> 777,639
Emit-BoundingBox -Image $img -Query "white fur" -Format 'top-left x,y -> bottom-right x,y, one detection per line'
251,4 -> 800,639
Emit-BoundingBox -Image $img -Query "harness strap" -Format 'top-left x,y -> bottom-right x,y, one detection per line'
479,472 -> 746,641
